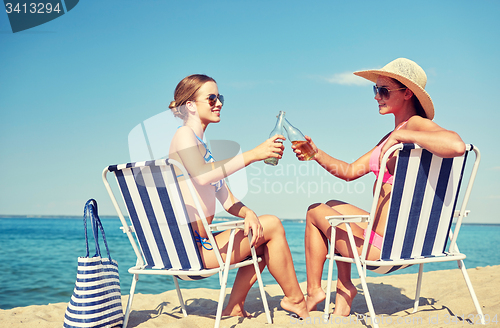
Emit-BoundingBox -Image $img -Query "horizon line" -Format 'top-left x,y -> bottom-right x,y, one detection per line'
1,214 -> 499,225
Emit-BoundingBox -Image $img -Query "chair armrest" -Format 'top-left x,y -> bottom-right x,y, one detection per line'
209,219 -> 245,232
326,214 -> 370,227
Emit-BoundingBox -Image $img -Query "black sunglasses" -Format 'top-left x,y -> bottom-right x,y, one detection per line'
208,94 -> 224,106
193,94 -> 224,107
207,94 -> 224,106
373,85 -> 406,99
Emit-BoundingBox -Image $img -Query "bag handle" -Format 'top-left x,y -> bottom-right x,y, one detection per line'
83,199 -> 112,260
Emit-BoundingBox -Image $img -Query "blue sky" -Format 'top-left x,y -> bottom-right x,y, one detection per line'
1,0 -> 499,223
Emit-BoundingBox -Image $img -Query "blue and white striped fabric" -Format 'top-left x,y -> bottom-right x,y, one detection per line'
108,160 -> 210,280
368,144 -> 468,274
64,199 -> 123,328
64,257 -> 123,328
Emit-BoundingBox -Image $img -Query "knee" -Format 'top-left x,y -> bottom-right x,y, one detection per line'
260,214 -> 285,234
307,202 -> 333,220
325,199 -> 347,208
306,203 -> 323,224
307,202 -> 323,213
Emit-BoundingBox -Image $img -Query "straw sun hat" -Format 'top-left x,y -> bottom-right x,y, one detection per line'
354,58 -> 434,120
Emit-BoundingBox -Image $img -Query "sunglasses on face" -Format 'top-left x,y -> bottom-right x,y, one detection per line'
208,94 -> 224,106
373,85 -> 406,99
193,94 -> 224,107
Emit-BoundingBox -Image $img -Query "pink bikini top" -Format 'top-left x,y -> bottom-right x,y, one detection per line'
369,121 -> 408,185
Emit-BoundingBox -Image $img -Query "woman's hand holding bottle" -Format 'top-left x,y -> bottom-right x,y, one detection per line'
264,111 -> 286,166
292,135 -> 318,161
283,118 -> 318,161
255,135 -> 286,163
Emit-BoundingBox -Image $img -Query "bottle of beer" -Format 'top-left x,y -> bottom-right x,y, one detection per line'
264,111 -> 285,166
283,118 -> 317,161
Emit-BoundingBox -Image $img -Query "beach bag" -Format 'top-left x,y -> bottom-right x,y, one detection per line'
63,199 -> 123,328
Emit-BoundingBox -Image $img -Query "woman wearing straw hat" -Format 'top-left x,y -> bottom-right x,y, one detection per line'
295,58 -> 466,316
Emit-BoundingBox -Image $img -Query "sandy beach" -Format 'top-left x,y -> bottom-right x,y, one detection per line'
2,265 -> 498,327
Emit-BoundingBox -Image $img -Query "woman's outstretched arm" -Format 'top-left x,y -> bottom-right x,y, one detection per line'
171,126 -> 284,186
294,135 -> 373,182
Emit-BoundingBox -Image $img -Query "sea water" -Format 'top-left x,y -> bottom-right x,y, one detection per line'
0,217 -> 498,310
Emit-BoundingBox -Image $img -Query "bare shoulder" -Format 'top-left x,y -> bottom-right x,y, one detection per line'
405,115 -> 444,132
175,125 -> 194,136
170,126 -> 197,153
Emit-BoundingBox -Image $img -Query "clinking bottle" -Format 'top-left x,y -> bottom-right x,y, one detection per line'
264,111 -> 285,166
282,118 -> 317,161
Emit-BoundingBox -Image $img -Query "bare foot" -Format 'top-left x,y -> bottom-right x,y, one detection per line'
306,287 -> 326,311
332,282 -> 357,316
281,296 -> 309,319
221,305 -> 252,318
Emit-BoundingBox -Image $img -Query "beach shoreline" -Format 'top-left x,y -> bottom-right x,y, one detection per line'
2,265 -> 498,327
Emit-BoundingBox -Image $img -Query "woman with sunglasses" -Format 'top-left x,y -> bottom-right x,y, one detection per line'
168,74 -> 309,319
295,58 -> 466,316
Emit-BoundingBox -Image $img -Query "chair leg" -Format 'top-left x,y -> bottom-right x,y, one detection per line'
324,228 -> 337,321
214,268 -> 229,328
123,274 -> 139,328
413,264 -> 424,313
345,224 -> 379,328
457,260 -> 485,324
214,229 -> 236,328
173,276 -> 187,317
250,237 -> 272,324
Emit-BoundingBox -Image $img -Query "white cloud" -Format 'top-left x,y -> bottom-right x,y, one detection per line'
324,72 -> 371,86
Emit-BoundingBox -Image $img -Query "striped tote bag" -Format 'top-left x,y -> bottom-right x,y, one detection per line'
63,199 -> 123,328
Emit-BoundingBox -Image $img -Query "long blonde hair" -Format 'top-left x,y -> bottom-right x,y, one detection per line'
169,74 -> 216,121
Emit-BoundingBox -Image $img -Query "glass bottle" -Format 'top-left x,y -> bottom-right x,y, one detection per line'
264,111 -> 285,166
283,118 -> 317,161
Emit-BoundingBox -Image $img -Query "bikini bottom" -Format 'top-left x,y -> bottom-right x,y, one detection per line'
363,229 -> 383,250
194,230 -> 224,251
194,230 -> 213,250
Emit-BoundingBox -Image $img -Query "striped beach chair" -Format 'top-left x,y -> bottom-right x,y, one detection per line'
102,158 -> 271,328
324,143 -> 484,327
